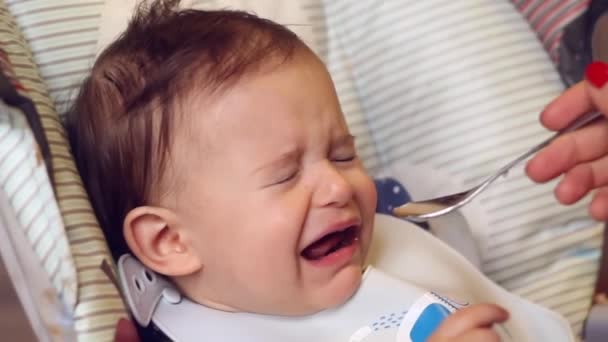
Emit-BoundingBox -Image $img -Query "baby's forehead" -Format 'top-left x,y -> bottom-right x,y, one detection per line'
167,48 -> 339,152
178,50 -> 315,112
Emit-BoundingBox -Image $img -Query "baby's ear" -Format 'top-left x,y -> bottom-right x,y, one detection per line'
123,206 -> 202,276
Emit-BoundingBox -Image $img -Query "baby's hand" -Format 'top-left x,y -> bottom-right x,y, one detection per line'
427,304 -> 508,342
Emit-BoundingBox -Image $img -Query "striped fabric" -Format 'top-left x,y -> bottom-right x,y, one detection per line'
0,1 -> 127,341
0,49 -> 24,91
0,102 -> 77,342
3,0 -> 103,116
0,46 -> 77,310
512,0 -> 591,62
1,0 -> 601,339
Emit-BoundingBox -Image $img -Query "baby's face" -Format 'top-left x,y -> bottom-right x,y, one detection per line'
173,52 -> 377,315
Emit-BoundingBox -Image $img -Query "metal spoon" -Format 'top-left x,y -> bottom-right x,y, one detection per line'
392,111 -> 604,222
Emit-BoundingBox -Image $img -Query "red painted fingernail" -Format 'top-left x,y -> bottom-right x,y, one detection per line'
585,61 -> 608,88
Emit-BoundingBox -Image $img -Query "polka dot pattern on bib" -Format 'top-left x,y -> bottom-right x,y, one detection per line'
370,310 -> 408,331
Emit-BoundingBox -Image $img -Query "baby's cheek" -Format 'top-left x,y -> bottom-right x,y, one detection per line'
355,172 -> 377,254
356,172 -> 378,214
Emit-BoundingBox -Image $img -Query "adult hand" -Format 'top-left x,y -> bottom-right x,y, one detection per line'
526,61 -> 608,220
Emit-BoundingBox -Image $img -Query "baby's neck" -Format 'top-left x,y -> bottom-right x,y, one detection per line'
194,298 -> 239,313
172,275 -> 241,313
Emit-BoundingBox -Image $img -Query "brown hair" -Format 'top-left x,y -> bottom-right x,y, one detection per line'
66,0 -> 304,257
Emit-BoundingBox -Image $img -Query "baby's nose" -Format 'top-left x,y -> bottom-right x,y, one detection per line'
313,162 -> 354,208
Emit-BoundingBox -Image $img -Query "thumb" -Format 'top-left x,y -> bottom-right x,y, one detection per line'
584,61 -> 608,115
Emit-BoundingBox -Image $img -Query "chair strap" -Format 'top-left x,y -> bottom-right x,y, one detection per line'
0,68 -> 54,187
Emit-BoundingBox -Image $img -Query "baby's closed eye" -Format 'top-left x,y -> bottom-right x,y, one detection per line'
330,134 -> 357,164
331,151 -> 357,163
269,167 -> 299,186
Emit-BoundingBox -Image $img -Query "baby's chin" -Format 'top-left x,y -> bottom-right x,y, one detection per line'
301,262 -> 365,315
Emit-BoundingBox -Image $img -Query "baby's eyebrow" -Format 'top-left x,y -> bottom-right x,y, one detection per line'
252,149 -> 300,175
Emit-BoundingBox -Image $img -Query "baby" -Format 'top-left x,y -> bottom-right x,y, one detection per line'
67,1 -> 571,341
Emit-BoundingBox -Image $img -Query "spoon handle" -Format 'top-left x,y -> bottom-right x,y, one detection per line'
497,111 -> 604,177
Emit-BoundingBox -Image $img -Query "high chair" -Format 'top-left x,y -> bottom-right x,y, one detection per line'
0,0 -> 606,341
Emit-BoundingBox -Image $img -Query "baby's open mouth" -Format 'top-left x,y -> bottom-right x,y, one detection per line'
301,226 -> 358,261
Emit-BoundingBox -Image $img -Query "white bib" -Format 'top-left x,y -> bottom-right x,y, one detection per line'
118,214 -> 574,341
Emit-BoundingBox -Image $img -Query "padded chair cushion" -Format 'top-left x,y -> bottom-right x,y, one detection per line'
0,3 -> 127,341
0,78 -> 77,310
